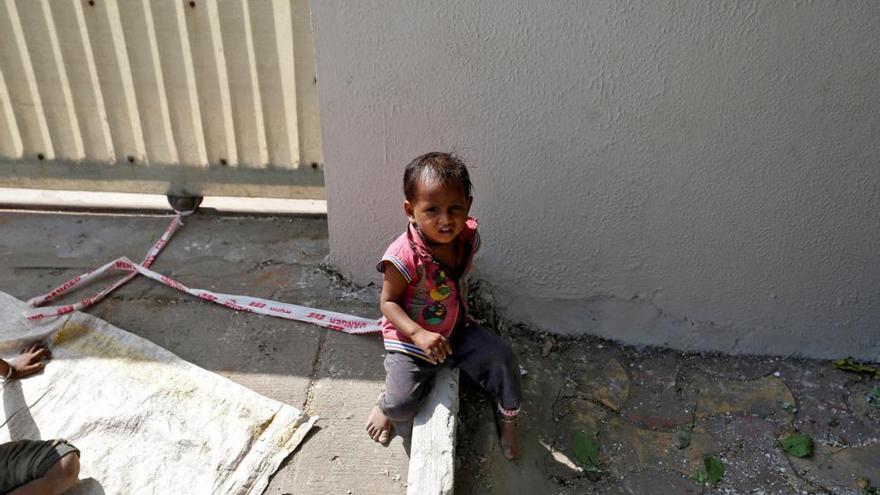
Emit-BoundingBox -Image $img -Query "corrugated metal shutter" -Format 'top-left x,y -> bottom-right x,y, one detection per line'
0,0 -> 323,199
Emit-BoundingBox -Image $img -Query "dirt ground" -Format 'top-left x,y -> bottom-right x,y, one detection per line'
455,321 -> 880,495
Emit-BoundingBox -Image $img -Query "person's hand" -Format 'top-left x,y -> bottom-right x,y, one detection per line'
411,329 -> 452,364
8,343 -> 51,380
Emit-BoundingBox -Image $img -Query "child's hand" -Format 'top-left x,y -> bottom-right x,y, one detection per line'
7,343 -> 51,380
412,329 -> 453,364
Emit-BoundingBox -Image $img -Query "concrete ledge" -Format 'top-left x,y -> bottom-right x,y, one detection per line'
407,367 -> 459,495
0,188 -> 326,215
0,158 -> 325,199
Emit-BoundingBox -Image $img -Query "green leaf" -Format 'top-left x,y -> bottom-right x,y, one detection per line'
704,456 -> 725,487
779,433 -> 814,458
692,456 -> 724,487
833,358 -> 880,378
780,401 -> 798,414
572,430 -> 600,470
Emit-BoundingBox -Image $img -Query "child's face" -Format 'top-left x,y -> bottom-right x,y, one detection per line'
404,179 -> 472,245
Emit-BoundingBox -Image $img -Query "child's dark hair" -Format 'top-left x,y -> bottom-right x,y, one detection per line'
403,152 -> 472,201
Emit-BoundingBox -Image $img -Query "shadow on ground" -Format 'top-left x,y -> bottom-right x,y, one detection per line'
456,326 -> 880,494
0,210 -> 408,495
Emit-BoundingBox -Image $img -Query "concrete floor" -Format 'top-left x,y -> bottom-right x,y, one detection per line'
7,208 -> 878,495
0,210 -> 408,494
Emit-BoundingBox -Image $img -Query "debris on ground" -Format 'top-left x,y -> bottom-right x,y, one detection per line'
859,478 -> 880,495
692,455 -> 724,488
779,432 -> 814,458
674,429 -> 692,449
833,358 -> 880,378
571,430 -> 602,474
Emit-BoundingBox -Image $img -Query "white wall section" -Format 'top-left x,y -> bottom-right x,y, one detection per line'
314,1 -> 880,360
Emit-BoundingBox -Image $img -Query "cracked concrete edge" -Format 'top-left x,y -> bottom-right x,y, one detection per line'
407,367 -> 460,495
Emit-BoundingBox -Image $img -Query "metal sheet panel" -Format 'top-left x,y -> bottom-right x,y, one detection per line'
0,0 -> 323,199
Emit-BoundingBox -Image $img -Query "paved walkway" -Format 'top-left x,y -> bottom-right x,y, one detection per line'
0,210 -> 407,495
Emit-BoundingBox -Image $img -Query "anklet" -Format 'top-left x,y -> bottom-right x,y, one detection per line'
497,403 -> 520,423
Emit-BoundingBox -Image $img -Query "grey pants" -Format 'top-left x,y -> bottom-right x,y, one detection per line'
378,320 -> 522,437
0,439 -> 79,492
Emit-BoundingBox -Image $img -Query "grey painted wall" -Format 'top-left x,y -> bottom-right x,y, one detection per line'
311,1 -> 880,360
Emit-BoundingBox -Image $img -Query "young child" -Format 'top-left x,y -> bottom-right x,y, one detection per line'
365,152 -> 522,460
1,344 -> 81,495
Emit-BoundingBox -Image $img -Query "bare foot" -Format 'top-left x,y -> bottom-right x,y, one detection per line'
365,406 -> 393,446
499,419 -> 519,460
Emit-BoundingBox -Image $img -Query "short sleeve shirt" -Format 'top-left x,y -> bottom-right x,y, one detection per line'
376,217 -> 480,362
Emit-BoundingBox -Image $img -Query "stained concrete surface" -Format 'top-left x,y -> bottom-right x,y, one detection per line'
0,210 -> 407,494
3,209 -> 879,494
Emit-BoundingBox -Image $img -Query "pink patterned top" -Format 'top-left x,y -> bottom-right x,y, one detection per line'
376,217 -> 481,363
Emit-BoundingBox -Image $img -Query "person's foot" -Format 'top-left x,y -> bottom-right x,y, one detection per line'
499,418 -> 519,460
366,406 -> 393,446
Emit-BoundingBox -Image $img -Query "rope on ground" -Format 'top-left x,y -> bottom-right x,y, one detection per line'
24,213 -> 382,335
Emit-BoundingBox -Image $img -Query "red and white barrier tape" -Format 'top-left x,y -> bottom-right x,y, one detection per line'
25,213 -> 382,335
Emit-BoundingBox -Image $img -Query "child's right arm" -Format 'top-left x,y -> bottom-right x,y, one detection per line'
1,343 -> 51,380
380,261 -> 453,364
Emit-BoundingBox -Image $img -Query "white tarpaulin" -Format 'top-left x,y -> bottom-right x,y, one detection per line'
0,291 -> 317,494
